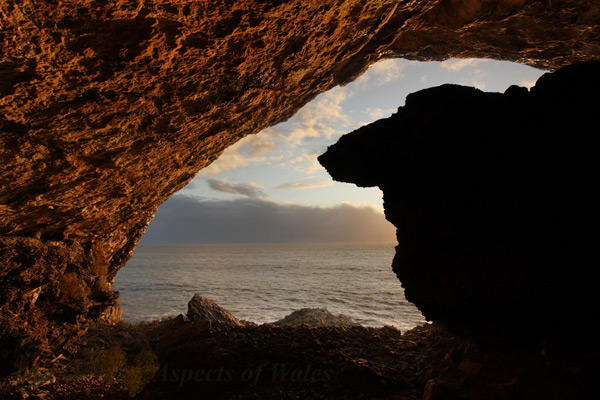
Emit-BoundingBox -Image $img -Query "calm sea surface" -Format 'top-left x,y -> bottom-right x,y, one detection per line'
113,243 -> 426,331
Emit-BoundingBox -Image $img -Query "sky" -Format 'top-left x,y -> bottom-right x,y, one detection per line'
140,58 -> 545,244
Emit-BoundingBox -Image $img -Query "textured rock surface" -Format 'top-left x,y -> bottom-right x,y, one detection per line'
272,308 -> 357,327
187,295 -> 242,326
319,61 -> 600,342
1,0 -> 600,372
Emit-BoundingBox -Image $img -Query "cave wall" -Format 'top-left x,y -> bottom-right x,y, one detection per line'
319,61 -> 600,342
1,0 -> 600,373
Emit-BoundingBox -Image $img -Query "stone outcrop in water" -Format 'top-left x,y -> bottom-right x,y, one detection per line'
319,61 -> 600,343
1,0 -> 600,373
273,308 -> 357,327
187,296 -> 356,327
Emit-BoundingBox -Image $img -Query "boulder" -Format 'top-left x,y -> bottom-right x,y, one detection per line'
273,308 -> 357,327
186,295 -> 242,326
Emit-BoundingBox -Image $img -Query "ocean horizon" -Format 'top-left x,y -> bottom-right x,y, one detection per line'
113,242 -> 426,331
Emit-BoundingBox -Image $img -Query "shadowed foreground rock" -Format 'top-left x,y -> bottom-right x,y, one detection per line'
1,316 -> 595,399
319,61 -> 600,343
146,320 -> 593,399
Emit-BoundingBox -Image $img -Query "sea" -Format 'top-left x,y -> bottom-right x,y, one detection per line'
112,243 -> 426,332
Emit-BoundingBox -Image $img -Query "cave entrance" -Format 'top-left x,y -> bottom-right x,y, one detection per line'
112,58 -> 544,329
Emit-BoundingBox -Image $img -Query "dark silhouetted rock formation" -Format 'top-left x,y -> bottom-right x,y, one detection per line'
187,295 -> 242,326
319,61 -> 600,343
2,0 -> 600,373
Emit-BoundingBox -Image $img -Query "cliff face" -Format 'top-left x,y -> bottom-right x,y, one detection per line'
1,0 -> 600,373
319,61 -> 600,342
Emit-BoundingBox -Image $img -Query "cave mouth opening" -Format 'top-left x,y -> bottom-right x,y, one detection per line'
112,58 -> 545,329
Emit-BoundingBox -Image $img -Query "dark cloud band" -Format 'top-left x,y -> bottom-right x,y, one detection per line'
141,195 -> 395,244
207,178 -> 266,199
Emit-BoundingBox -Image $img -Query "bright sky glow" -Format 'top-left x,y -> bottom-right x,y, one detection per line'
139,59 -> 546,244
179,58 -> 545,211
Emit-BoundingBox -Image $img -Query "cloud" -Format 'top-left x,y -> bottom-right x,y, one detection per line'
356,59 -> 411,87
440,59 -> 490,89
201,147 -> 250,175
437,59 -> 490,89
364,107 -> 396,120
297,87 -> 349,125
198,82 -> 351,177
463,68 -> 488,90
207,179 -> 266,199
285,152 -> 323,174
520,79 -> 537,88
287,125 -> 321,147
441,59 -> 487,72
275,179 -> 334,190
199,128 -> 285,175
238,128 -> 281,157
285,87 -> 351,147
140,195 -> 396,244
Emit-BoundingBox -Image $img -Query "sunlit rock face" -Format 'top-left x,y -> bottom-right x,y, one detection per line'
319,61 -> 600,342
1,0 -> 599,373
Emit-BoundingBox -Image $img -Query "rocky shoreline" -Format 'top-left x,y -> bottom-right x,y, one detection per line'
1,297 -> 595,399
186,293 -> 359,328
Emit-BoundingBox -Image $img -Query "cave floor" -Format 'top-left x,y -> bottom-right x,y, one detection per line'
0,318 -> 436,399
0,317 -> 591,400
